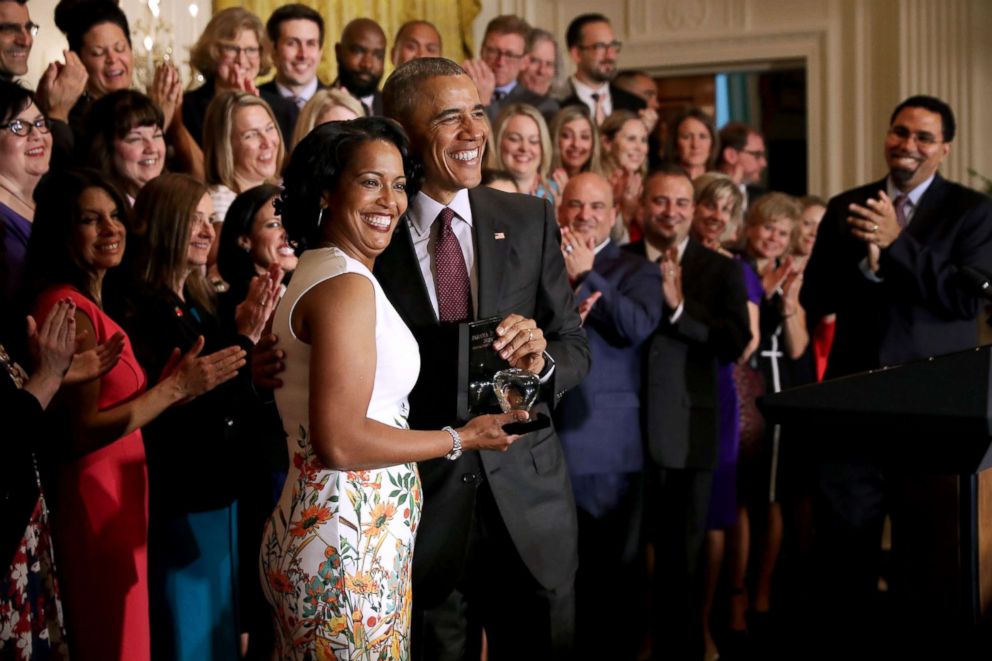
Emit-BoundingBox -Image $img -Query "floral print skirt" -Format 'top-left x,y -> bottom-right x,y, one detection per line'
0,498 -> 68,661
260,429 -> 421,660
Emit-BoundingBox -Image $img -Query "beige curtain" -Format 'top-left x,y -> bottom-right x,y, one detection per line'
212,0 -> 481,84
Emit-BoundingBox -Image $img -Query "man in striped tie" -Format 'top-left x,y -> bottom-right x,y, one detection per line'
801,95 -> 992,652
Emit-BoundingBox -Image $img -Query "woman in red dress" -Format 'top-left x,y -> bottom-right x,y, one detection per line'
24,169 -> 245,660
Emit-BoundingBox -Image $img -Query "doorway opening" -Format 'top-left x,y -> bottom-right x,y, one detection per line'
648,61 -> 808,196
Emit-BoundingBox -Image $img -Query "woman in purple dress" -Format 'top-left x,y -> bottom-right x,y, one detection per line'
0,82 -> 52,316
688,173 -> 762,660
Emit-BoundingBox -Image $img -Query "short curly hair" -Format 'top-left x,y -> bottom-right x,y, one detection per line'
279,117 -> 420,252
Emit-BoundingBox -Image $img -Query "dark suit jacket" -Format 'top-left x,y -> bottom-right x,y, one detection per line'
557,80 -> 647,117
486,82 -> 560,124
375,186 -> 590,606
745,183 -> 767,210
626,239 -> 751,470
1,368 -> 47,568
182,78 -> 299,147
256,79 -> 329,144
801,173 -> 992,379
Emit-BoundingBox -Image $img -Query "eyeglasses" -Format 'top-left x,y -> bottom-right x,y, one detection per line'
481,45 -> 524,62
0,21 -> 39,38
0,117 -> 51,137
741,149 -> 767,160
529,56 -> 555,72
578,40 -> 623,55
219,43 -> 261,59
888,125 -> 941,146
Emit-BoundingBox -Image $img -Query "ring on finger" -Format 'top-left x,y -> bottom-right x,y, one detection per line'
870,222 -> 879,233
528,330 -> 534,342
564,244 -> 574,254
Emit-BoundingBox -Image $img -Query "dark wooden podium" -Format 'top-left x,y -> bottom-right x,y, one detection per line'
761,344 -> 992,632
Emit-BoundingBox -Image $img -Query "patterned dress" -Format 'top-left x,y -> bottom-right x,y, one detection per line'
260,247 -> 422,660
0,348 -> 68,661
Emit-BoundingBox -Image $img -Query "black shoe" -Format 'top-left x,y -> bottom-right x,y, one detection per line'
718,628 -> 749,660
746,611 -> 772,659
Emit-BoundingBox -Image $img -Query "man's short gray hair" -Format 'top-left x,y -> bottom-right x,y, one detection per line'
383,57 -> 466,127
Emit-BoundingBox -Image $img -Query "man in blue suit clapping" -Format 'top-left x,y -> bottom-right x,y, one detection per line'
554,172 -> 662,660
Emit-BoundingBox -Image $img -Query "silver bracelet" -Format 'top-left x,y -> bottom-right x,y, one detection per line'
442,425 -> 463,461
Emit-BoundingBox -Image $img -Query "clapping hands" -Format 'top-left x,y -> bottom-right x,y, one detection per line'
159,336 -> 247,405
235,265 -> 285,344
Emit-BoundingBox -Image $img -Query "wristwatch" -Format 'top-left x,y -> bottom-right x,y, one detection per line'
442,426 -> 462,461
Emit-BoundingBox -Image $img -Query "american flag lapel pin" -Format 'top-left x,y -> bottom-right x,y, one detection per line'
494,232 -> 505,240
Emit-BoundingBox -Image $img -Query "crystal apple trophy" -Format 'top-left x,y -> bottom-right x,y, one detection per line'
492,368 -> 540,413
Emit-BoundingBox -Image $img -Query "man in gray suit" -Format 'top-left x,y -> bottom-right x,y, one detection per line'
381,57 -> 589,660
462,15 -> 560,124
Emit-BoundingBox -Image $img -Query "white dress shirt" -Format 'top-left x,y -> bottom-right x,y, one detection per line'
407,188 -> 555,381
493,80 -> 517,101
645,236 -> 689,321
276,78 -> 319,107
569,76 -> 613,118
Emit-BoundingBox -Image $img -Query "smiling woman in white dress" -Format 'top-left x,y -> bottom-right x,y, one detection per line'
259,118 -> 526,660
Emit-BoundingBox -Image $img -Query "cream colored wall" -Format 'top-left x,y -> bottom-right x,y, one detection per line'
22,0 -> 64,90
476,0 -> 992,198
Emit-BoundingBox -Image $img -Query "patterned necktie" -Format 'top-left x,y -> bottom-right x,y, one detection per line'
492,89 -> 506,103
434,207 -> 472,323
590,92 -> 607,126
894,194 -> 910,228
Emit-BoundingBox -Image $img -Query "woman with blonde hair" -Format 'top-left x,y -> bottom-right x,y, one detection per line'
600,110 -> 649,241
486,103 -> 557,202
183,7 -> 295,148
689,173 -> 764,660
288,88 -> 364,152
691,172 -> 745,253
548,104 -> 602,191
202,91 -> 285,276
728,192 -> 809,647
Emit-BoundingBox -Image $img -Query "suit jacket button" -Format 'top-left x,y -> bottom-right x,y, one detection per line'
461,473 -> 477,484
224,417 -> 235,427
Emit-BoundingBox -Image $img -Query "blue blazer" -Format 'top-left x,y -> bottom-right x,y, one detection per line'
555,241 -> 662,482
